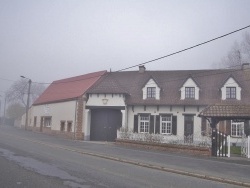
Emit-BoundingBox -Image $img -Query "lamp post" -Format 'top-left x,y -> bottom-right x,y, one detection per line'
3,96 -> 6,126
0,95 -> 1,125
21,76 -> 32,130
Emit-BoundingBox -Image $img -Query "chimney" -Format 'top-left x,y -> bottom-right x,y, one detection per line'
139,65 -> 146,73
241,63 -> 250,70
242,63 -> 250,82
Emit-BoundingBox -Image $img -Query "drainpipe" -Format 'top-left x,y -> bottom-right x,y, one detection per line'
82,95 -> 87,140
74,99 -> 78,140
125,106 -> 128,130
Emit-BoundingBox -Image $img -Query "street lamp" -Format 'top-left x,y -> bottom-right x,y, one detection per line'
20,76 -> 32,130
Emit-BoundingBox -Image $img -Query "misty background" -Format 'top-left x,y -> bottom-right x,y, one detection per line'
1,0 -> 250,119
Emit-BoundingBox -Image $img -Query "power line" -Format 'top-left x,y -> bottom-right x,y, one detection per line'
37,24 -> 250,85
117,25 -> 250,72
1,25 -> 250,86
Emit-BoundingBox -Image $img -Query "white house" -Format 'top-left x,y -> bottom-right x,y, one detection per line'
86,65 -> 250,143
25,64 -> 250,144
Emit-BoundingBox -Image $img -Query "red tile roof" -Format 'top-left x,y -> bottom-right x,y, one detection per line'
33,70 -> 106,105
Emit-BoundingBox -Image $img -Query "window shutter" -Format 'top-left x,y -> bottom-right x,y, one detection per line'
134,115 -> 138,133
244,120 -> 250,136
201,117 -> 206,136
155,115 -> 160,134
226,120 -> 231,135
172,116 -> 177,135
150,115 -> 154,134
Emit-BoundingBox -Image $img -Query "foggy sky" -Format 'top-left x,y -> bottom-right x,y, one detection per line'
1,0 -> 250,95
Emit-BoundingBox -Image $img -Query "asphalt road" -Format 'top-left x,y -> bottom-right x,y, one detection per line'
0,155 -> 67,188
0,125 -> 249,188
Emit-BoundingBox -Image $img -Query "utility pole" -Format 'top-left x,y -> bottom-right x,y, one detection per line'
25,79 -> 31,130
21,76 -> 32,130
3,96 -> 6,126
0,95 -> 1,125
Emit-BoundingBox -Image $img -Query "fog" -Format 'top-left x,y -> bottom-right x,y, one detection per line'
1,0 -> 250,93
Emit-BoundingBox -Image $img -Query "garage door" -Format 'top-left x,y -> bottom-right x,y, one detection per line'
90,109 -> 122,141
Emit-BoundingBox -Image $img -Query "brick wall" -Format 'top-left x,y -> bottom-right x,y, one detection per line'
27,126 -> 74,139
116,139 -> 211,156
75,95 -> 87,140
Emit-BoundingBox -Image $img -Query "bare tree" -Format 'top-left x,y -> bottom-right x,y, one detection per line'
242,32 -> 250,58
221,32 -> 250,68
6,103 -> 25,119
6,79 -> 46,107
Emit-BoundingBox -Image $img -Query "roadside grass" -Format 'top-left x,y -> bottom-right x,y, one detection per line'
230,146 -> 241,155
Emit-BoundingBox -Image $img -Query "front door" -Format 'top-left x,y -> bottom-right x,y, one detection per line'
184,115 -> 194,143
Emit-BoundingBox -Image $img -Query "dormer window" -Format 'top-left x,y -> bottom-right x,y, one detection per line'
180,78 -> 200,100
226,87 -> 236,99
185,87 -> 195,99
221,77 -> 241,100
142,78 -> 160,100
147,87 -> 156,98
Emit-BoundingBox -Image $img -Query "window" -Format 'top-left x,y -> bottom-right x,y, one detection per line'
33,116 -> 37,127
231,121 -> 244,137
139,115 -> 149,133
147,87 -> 156,98
185,87 -> 195,98
60,121 -> 65,131
44,117 -> 52,127
67,121 -> 72,132
161,115 -> 172,134
226,87 -> 236,99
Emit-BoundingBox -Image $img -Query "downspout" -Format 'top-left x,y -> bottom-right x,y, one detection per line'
74,99 -> 78,140
125,106 -> 128,130
82,95 -> 87,140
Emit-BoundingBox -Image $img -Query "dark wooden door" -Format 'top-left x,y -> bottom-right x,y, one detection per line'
90,109 -> 122,141
184,115 -> 194,143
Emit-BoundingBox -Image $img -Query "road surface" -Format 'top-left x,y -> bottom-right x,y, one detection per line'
0,125 -> 249,188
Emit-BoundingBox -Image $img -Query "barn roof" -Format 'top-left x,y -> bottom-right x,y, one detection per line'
33,70 -> 106,105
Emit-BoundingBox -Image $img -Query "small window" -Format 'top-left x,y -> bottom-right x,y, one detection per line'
139,115 -> 150,133
226,87 -> 236,99
34,116 -> 37,127
147,87 -> 156,98
67,121 -> 72,132
185,87 -> 195,98
231,121 -> 244,137
60,121 -> 65,131
44,117 -> 52,127
161,115 -> 172,134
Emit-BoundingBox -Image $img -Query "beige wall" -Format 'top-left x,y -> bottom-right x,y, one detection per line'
30,100 -> 77,132
86,93 -> 126,107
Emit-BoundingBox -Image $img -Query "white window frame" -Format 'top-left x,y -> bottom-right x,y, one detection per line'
185,87 -> 195,99
226,87 -> 236,99
147,87 -> 156,99
231,121 -> 244,137
160,115 -> 172,135
139,115 -> 150,133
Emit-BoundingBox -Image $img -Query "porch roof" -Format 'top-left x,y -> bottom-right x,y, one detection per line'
198,104 -> 250,120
